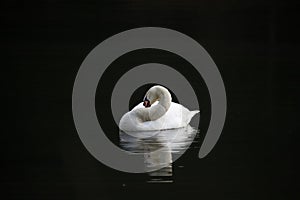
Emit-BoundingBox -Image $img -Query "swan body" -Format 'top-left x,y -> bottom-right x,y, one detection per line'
119,85 -> 199,132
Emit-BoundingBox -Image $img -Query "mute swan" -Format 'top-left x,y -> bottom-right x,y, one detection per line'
119,85 -> 199,132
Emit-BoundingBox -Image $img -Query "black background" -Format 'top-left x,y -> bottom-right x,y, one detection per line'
4,0 -> 299,199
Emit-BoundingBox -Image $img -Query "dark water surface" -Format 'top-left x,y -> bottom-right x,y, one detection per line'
120,125 -> 199,182
6,0 -> 298,199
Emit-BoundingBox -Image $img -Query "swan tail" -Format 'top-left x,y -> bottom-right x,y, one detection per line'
186,110 -> 200,124
190,110 -> 200,117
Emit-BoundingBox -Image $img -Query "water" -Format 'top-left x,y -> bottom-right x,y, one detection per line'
119,125 -> 200,183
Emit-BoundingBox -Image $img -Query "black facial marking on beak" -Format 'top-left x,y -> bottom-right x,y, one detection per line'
143,97 -> 151,108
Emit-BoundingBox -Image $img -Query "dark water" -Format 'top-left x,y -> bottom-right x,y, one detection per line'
119,125 -> 199,182
6,0 -> 298,199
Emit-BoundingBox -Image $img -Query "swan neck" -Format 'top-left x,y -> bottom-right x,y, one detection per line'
148,87 -> 172,121
158,92 -> 171,111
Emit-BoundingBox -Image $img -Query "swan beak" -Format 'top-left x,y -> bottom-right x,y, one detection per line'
143,100 -> 151,108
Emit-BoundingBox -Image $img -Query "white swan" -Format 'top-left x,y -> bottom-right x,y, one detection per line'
119,85 -> 199,132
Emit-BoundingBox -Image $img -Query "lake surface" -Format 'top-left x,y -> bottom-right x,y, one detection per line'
8,0 -> 296,199
119,125 -> 200,183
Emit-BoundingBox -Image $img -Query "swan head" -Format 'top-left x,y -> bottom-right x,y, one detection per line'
143,96 -> 151,108
143,86 -> 160,108
143,85 -> 171,108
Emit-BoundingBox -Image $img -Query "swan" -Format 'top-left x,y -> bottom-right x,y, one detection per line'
119,85 -> 199,132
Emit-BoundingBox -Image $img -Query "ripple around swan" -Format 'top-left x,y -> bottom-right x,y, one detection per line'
119,125 -> 200,183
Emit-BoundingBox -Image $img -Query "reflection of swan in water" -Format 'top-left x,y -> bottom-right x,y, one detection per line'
119,125 -> 198,179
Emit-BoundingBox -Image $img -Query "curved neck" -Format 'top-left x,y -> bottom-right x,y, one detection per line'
148,88 -> 172,121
